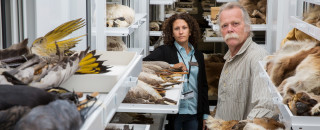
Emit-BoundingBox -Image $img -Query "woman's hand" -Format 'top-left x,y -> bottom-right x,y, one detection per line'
203,119 -> 207,130
173,62 -> 187,71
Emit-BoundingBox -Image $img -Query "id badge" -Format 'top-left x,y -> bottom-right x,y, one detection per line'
189,62 -> 198,66
182,91 -> 194,99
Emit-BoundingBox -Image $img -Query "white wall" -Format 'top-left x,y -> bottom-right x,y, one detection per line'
27,0 -> 87,50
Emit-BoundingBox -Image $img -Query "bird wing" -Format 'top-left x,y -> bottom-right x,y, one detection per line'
44,18 -> 85,44
44,34 -> 86,53
33,18 -> 85,55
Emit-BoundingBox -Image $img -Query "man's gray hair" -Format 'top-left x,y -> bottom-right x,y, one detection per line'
217,2 -> 254,37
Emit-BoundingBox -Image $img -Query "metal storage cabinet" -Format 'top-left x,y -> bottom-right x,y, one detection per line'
266,0 -> 320,129
21,0 -> 149,129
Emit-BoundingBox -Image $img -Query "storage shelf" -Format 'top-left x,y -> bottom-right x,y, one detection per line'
69,51 -> 143,130
117,77 -> 184,114
106,123 -> 150,130
150,0 -> 176,5
204,37 -> 224,42
290,16 -> 320,41
165,13 -> 173,18
206,15 -> 267,31
149,46 -> 155,51
258,61 -> 283,102
149,31 -> 162,36
92,13 -> 147,36
210,24 -> 267,31
304,0 -> 320,5
277,103 -> 320,130
203,28 -> 223,42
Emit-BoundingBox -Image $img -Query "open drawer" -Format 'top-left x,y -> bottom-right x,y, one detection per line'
61,51 -> 143,130
117,75 -> 184,114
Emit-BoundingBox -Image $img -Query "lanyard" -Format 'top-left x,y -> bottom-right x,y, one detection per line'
176,47 -> 193,90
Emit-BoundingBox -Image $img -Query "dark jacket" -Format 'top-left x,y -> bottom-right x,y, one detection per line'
143,45 -> 209,130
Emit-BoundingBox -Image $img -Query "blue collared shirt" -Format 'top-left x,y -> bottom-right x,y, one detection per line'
174,42 -> 208,120
174,41 -> 199,113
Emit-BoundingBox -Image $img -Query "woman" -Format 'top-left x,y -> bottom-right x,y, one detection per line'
143,13 -> 209,130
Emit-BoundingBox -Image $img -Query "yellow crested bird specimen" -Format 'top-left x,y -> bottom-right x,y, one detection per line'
31,18 -> 86,59
30,18 -> 110,74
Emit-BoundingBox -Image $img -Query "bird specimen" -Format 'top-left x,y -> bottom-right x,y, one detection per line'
0,85 -> 55,111
123,61 -> 182,105
142,64 -> 163,72
107,36 -> 127,51
142,61 -> 170,69
106,4 -> 135,28
138,72 -> 165,86
123,80 -> 177,105
14,100 -> 82,130
110,112 -> 154,125
30,18 -> 85,60
0,39 -> 29,61
0,18 -> 111,88
105,124 -> 134,130
149,21 -> 162,31
142,67 -> 156,74
105,4 -> 134,51
0,106 -> 31,130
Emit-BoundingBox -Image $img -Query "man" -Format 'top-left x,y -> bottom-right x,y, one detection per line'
214,2 -> 275,121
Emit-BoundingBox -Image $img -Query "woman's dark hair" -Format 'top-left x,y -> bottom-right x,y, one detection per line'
162,13 -> 201,46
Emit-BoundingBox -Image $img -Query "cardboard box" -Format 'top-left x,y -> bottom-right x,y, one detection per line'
211,7 -> 220,20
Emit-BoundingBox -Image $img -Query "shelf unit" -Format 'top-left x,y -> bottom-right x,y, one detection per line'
204,37 -> 224,42
106,123 -> 150,130
304,0 -> 320,5
149,31 -> 163,36
149,0 -> 175,53
92,13 -> 147,36
290,16 -> 320,41
269,0 -> 320,52
22,0 -> 148,129
203,28 -> 224,42
150,0 -> 176,5
204,0 -> 273,53
91,0 -> 149,56
75,51 -> 143,130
